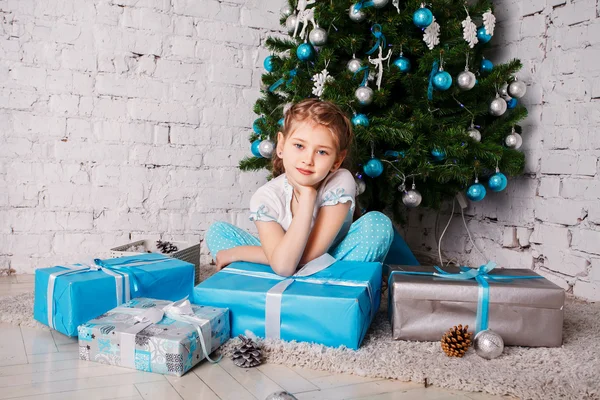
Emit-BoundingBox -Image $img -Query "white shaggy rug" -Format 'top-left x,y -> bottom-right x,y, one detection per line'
2,289 -> 598,400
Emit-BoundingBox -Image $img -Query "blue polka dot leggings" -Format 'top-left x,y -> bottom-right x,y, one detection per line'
205,211 -> 394,264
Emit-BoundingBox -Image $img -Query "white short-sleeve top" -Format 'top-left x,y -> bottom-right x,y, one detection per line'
249,168 -> 356,250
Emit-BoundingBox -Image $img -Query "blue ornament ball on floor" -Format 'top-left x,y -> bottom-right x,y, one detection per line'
393,56 -> 411,73
433,71 -> 452,90
352,114 -> 369,127
488,172 -> 508,192
507,98 -> 518,109
467,183 -> 487,201
264,56 -> 274,72
413,7 -> 433,28
251,140 -> 262,157
480,59 -> 494,73
431,148 -> 446,161
363,158 -> 384,178
296,43 -> 314,61
477,26 -> 492,43
253,118 -> 265,134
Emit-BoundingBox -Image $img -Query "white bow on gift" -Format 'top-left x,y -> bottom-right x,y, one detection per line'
119,298 -> 221,370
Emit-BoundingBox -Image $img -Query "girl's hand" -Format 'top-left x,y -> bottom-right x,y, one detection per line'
287,174 -> 318,201
215,248 -> 237,270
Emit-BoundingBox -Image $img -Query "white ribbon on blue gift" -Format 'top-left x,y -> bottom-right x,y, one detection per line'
221,253 -> 375,340
46,256 -> 169,329
117,298 -> 220,370
389,262 -> 543,333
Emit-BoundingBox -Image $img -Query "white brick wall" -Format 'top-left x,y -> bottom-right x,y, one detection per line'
1,0 -> 599,301
402,0 -> 600,301
0,0 -> 276,272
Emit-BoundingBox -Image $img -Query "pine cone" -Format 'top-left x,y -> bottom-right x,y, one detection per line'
231,335 -> 263,368
441,324 -> 473,357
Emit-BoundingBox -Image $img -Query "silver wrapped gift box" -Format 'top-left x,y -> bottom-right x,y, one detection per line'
386,265 -> 565,347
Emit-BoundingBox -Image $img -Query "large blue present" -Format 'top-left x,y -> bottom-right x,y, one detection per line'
78,297 -> 229,377
193,254 -> 381,349
34,253 -> 195,337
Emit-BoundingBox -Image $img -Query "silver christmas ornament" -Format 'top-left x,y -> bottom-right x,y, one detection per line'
265,391 -> 298,400
505,132 -> 523,149
372,0 -> 390,8
355,178 -> 366,195
280,4 -> 293,17
285,14 -> 299,34
349,4 -> 366,22
473,329 -> 504,360
457,71 -> 476,91
489,97 -> 507,116
499,83 -> 511,100
402,185 -> 422,207
508,80 -> 527,99
347,58 -> 363,74
468,127 -> 481,142
258,139 -> 275,158
355,86 -> 374,106
309,27 -> 328,46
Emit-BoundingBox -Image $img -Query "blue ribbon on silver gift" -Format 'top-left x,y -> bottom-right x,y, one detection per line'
46,256 -> 169,330
116,298 -> 220,369
389,262 -> 543,333
220,253 -> 375,340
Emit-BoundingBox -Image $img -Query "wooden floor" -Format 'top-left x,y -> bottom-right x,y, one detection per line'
0,275 -> 509,400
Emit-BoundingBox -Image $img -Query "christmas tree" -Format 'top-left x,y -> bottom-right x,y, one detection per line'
240,0 -> 528,221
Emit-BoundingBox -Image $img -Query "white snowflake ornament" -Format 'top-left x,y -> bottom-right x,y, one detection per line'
423,17 -> 440,50
483,9 -> 496,36
311,68 -> 334,98
462,14 -> 478,48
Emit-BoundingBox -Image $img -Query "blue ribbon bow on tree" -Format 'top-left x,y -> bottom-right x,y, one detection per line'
269,68 -> 298,93
427,60 -> 439,100
366,24 -> 387,55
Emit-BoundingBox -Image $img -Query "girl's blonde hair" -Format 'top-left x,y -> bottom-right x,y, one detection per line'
272,99 -> 353,177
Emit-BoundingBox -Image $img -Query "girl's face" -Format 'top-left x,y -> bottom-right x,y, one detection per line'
277,120 -> 346,188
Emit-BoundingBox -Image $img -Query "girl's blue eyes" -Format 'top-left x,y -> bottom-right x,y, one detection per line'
294,143 -> 329,155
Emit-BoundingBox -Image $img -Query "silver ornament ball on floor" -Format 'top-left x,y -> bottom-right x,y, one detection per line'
489,97 -> 507,116
505,132 -> 523,149
468,127 -> 481,142
355,86 -> 374,106
457,71 -> 476,91
347,58 -> 363,74
474,329 -> 504,360
280,4 -> 293,17
372,0 -> 389,8
258,139 -> 275,158
508,80 -> 527,99
309,27 -> 328,46
349,4 -> 366,22
265,391 -> 298,400
402,188 -> 422,208
499,83 -> 512,100
285,14 -> 299,34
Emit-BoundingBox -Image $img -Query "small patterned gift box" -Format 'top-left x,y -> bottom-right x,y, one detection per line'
78,298 -> 229,376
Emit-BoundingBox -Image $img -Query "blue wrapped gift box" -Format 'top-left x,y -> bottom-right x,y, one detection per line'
34,253 -> 195,337
193,258 -> 381,349
78,298 -> 229,376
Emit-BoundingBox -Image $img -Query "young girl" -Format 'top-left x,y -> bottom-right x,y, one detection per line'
205,99 -> 394,276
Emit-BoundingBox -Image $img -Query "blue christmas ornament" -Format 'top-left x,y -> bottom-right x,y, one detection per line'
278,117 -> 284,127
413,7 -> 433,28
466,182 -> 486,201
253,117 -> 265,134
296,43 -> 315,61
393,56 -> 411,73
433,71 -> 452,91
480,59 -> 494,73
507,98 -> 518,109
352,114 -> 369,127
431,148 -> 446,161
251,140 -> 262,157
488,172 -> 508,192
477,26 -> 492,44
264,56 -> 274,72
363,158 -> 384,178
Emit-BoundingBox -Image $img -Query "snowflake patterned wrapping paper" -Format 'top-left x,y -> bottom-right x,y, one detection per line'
34,253 -> 195,337
193,259 -> 382,350
78,298 -> 230,377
